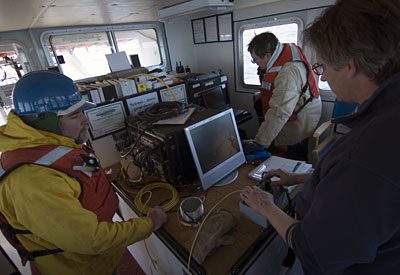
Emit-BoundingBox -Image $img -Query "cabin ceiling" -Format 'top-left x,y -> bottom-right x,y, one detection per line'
0,0 -> 282,33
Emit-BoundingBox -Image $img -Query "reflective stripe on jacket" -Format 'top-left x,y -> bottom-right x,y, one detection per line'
0,145 -> 118,264
260,43 -> 320,120
1,145 -> 118,221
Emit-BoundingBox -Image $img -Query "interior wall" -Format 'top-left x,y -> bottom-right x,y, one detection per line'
193,42 -> 234,91
164,21 -> 235,97
164,19 -> 257,137
163,20 -> 198,73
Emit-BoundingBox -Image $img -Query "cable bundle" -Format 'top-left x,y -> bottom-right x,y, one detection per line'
138,101 -> 186,122
134,182 -> 180,214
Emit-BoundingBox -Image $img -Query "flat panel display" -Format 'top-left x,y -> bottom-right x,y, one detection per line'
184,108 -> 245,190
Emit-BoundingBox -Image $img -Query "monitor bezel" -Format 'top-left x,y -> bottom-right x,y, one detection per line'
184,108 -> 245,190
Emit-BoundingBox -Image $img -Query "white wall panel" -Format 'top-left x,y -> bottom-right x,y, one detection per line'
164,20 -> 198,73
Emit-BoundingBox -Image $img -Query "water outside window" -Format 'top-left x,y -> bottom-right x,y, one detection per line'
242,23 -> 298,85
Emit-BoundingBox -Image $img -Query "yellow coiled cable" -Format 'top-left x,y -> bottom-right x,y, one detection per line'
134,182 -> 180,215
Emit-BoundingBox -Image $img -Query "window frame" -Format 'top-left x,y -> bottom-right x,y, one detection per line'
49,31 -> 114,80
39,22 -> 170,81
0,40 -> 32,86
235,16 -> 304,93
113,28 -> 163,67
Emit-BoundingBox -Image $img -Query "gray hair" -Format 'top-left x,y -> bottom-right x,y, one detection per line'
303,0 -> 400,84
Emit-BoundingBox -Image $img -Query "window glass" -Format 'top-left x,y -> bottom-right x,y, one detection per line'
50,32 -> 112,80
242,23 -> 298,85
114,29 -> 161,67
318,76 -> 331,90
0,42 -> 31,125
0,51 -> 25,86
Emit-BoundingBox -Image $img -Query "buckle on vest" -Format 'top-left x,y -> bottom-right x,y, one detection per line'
72,153 -> 100,176
81,154 -> 100,171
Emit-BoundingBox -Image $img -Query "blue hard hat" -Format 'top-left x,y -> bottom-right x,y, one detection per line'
12,70 -> 94,116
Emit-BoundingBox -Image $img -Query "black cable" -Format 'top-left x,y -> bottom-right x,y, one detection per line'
122,101 -> 186,158
142,147 -> 157,173
121,123 -> 153,158
138,101 -> 185,122
133,146 -> 148,167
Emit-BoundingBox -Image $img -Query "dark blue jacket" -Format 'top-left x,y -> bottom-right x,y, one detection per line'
293,73 -> 400,275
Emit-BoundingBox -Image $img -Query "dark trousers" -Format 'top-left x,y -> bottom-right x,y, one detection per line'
254,98 -> 264,125
286,138 -> 309,161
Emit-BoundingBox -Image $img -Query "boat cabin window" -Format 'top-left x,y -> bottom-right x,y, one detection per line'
49,32 -> 112,81
114,29 -> 161,68
0,42 -> 29,86
241,22 -> 299,86
41,24 -> 167,81
0,42 -> 31,125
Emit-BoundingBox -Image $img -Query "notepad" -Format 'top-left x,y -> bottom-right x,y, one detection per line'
248,156 -> 313,181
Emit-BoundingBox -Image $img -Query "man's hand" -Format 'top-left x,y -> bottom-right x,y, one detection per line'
148,207 -> 167,231
265,169 -> 297,187
266,169 -> 311,187
240,186 -> 274,216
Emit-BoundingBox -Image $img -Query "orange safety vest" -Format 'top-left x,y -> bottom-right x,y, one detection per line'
0,145 -> 118,265
259,43 -> 320,121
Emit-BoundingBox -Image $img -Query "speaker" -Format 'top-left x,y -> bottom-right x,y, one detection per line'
130,54 -> 141,67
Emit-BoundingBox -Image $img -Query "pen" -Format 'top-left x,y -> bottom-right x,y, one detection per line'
292,162 -> 301,173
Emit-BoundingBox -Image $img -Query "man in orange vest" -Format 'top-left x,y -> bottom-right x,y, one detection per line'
248,32 -> 321,160
0,71 -> 167,275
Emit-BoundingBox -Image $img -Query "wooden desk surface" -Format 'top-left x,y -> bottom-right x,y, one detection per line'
112,164 -> 277,275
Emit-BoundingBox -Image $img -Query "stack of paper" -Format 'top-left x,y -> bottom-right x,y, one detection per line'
248,156 -> 313,181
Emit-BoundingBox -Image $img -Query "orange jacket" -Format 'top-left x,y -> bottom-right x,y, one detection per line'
1,145 -> 118,222
259,43 -> 319,120
0,145 -> 118,265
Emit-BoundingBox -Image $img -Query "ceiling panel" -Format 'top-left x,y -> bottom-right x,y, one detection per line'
0,0 -> 282,32
0,0 -> 186,32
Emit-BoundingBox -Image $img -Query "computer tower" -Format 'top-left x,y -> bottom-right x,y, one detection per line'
125,107 -> 220,185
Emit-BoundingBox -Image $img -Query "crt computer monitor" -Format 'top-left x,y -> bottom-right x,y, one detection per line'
201,85 -> 228,110
184,108 -> 246,190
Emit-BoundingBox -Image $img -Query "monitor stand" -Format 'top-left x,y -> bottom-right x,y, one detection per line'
214,169 -> 239,187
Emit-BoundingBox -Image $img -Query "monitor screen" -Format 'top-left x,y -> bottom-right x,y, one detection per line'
184,108 -> 246,190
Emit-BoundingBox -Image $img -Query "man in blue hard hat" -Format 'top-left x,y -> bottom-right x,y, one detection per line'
0,70 -> 167,275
